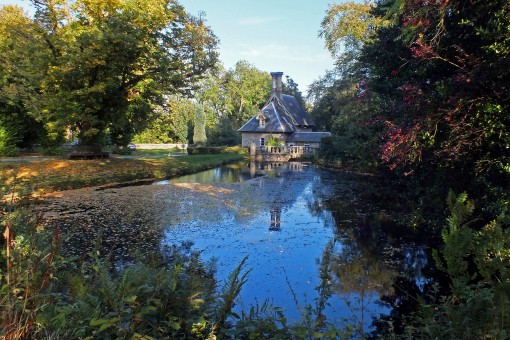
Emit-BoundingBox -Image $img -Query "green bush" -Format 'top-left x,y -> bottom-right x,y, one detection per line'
206,116 -> 241,146
0,209 -> 62,339
187,145 -> 246,155
42,249 -> 219,339
386,192 -> 510,339
35,145 -> 69,156
112,146 -> 133,155
266,134 -> 283,147
0,126 -> 20,157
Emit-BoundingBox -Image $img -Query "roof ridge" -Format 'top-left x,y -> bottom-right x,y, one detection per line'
270,101 -> 286,132
273,96 -> 299,126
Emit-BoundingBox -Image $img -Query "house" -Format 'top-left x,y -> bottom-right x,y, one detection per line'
238,72 -> 330,156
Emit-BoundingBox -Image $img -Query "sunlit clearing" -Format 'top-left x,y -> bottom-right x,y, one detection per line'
18,169 -> 38,178
51,161 -> 70,170
173,183 -> 234,196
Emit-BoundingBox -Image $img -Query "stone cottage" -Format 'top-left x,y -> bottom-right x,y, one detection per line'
238,72 -> 330,152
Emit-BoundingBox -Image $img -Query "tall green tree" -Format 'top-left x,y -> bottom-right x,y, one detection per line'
167,95 -> 197,143
14,0 -> 218,145
0,6 -> 51,153
283,75 -> 306,109
194,61 -> 271,146
220,60 -> 271,127
312,1 -> 385,167
192,104 -> 207,145
319,0 -> 384,67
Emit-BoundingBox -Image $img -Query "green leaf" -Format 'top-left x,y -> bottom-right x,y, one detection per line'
90,316 -> 119,327
125,295 -> 137,303
169,321 -> 181,330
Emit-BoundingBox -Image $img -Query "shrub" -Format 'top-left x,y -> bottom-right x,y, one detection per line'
187,145 -> 246,155
388,192 -> 510,339
112,146 -> 133,155
0,126 -> 20,157
206,116 -> 241,146
266,134 -> 283,147
0,210 -> 62,339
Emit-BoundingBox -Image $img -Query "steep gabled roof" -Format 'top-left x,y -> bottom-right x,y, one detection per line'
238,71 -> 316,134
278,94 -> 314,127
238,95 -> 314,133
238,100 -> 296,133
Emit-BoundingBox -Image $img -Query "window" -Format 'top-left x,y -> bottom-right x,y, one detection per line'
260,138 -> 265,146
259,119 -> 265,128
304,143 -> 310,147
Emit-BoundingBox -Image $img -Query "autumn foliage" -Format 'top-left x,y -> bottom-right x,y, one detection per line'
315,0 -> 510,337
372,0 -> 510,176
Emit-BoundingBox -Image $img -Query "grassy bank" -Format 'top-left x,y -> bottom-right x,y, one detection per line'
1,153 -> 246,195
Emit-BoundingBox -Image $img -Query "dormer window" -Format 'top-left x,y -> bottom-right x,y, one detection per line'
257,112 -> 267,128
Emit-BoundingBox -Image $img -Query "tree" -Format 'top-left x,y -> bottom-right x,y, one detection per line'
15,0 -> 218,145
131,106 -> 175,144
193,104 -> 207,145
194,66 -> 228,128
221,61 -> 271,127
319,0 -> 384,68
283,75 -> 306,109
191,61 -> 271,146
316,0 -> 510,179
0,6 -> 52,152
365,0 -> 510,178
206,116 -> 240,146
313,1 -> 386,168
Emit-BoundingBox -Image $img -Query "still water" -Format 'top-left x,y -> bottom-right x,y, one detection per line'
156,162 -> 426,330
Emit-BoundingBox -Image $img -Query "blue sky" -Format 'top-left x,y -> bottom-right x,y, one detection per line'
1,0 -> 337,94
179,0 -> 336,93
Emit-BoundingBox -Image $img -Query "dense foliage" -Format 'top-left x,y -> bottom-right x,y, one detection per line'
0,0 -> 218,150
0,1 -> 297,151
3,0 -> 509,337
316,0 -> 510,179
133,61 -> 302,147
313,0 -> 510,337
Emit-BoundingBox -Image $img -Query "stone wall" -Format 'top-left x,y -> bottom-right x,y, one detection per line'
241,133 -> 287,147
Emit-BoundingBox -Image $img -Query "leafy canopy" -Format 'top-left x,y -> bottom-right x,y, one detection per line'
2,0 -> 218,145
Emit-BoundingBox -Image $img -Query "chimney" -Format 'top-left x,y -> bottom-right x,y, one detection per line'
271,71 -> 284,95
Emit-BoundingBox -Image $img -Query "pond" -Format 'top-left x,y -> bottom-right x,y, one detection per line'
156,162 -> 428,331
39,161 -> 429,334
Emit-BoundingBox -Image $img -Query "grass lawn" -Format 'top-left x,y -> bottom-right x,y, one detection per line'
130,148 -> 187,156
1,153 -> 246,196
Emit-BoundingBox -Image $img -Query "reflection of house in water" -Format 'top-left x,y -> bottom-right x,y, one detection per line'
245,161 -> 307,179
242,162 -> 309,231
270,207 -> 281,231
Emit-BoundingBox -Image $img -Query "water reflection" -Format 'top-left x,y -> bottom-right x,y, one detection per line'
159,161 -> 430,333
44,161 -> 431,334
269,207 -> 281,231
36,159 -> 430,336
